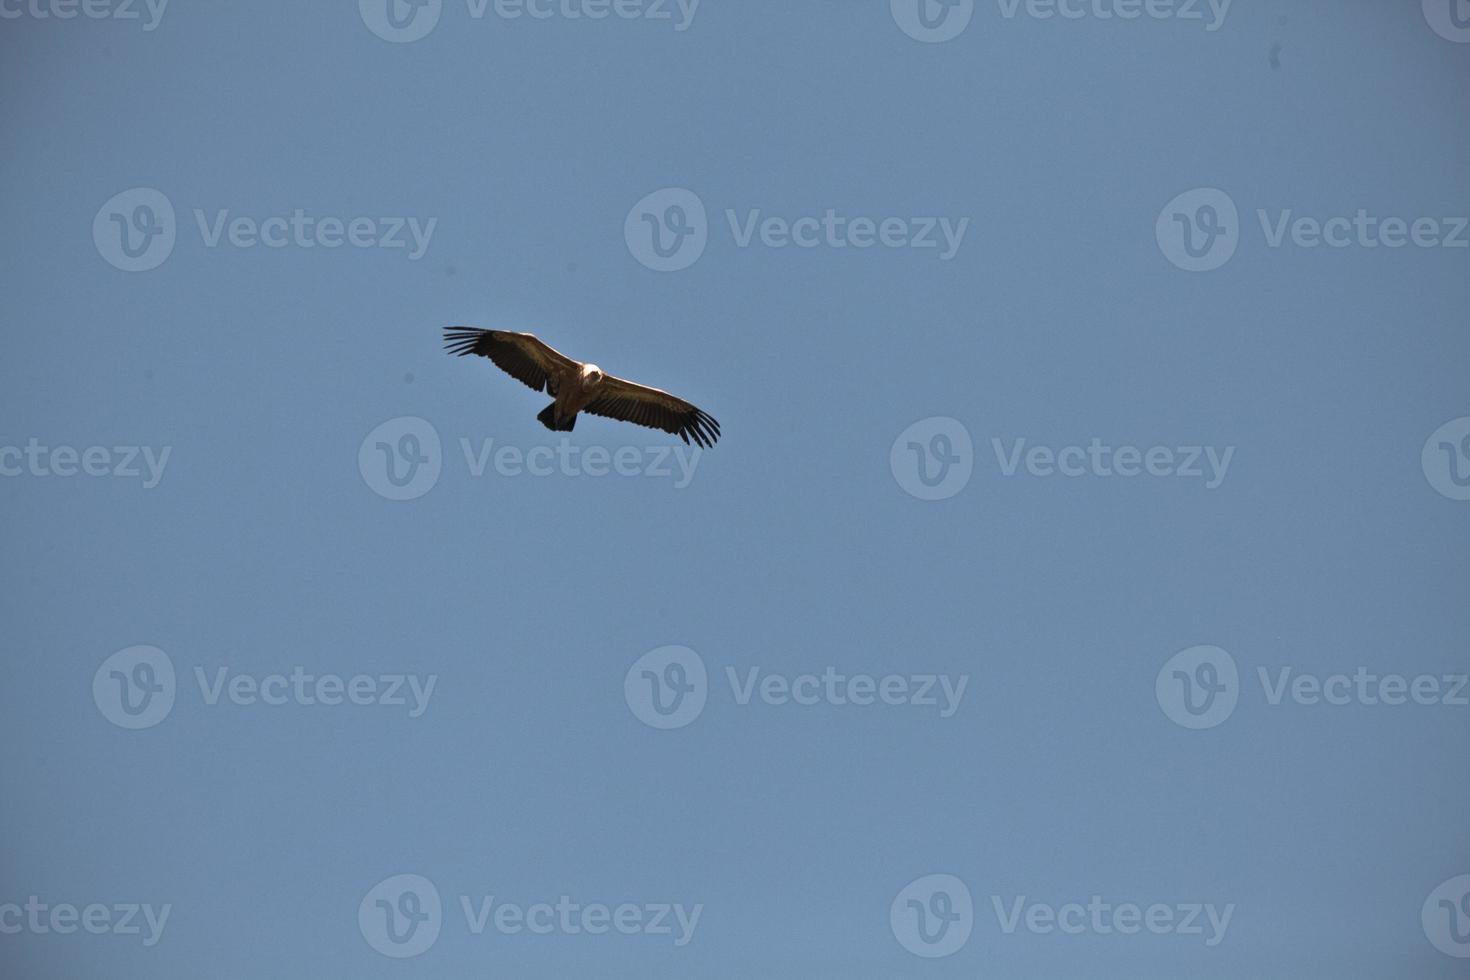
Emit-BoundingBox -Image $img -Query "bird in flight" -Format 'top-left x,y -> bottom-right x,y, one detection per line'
443,327 -> 721,448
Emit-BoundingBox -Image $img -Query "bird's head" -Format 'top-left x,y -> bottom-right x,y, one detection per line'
583,364 -> 605,385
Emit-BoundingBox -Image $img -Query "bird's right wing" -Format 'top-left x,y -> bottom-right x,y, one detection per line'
582,375 -> 721,448
443,327 -> 580,393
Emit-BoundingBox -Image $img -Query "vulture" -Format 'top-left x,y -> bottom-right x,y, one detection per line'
443,327 -> 721,448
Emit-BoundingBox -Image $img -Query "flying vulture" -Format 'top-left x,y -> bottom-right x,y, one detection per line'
443,327 -> 721,448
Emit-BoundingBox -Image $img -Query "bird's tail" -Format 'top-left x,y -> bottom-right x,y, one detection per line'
537,404 -> 575,432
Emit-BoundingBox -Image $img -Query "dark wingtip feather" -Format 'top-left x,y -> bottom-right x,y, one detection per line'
686,409 -> 720,448
442,326 -> 488,357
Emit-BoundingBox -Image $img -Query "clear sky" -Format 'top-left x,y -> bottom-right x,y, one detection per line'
2,1 -> 1469,977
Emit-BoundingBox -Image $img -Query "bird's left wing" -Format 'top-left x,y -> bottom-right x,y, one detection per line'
583,375 -> 721,448
443,327 -> 580,393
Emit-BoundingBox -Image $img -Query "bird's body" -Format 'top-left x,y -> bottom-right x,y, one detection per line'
538,362 -> 607,432
443,327 -> 720,447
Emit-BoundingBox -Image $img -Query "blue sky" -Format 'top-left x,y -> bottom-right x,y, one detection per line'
2,1 -> 1469,977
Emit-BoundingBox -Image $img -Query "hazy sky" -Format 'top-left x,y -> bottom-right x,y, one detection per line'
2,1 -> 1469,977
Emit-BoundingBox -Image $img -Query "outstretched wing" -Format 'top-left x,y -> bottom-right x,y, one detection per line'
443,327 -> 580,393
583,375 -> 721,448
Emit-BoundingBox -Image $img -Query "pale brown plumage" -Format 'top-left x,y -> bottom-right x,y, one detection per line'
443,327 -> 721,448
